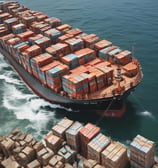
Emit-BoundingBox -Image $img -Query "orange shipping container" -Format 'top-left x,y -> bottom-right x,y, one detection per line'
56,24 -> 72,33
123,62 -> 138,77
94,40 -> 112,51
17,30 -> 35,42
66,28 -> 82,36
58,34 -> 74,43
25,45 -> 42,57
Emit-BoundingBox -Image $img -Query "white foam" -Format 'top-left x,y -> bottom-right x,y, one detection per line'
2,83 -> 71,139
137,111 -> 155,120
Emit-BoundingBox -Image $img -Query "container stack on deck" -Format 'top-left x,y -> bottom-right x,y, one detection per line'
0,1 -> 139,100
130,135 -> 155,168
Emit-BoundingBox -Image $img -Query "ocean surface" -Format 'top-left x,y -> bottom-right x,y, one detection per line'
0,0 -> 158,154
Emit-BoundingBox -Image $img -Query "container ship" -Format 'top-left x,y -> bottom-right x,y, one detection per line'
0,1 -> 143,117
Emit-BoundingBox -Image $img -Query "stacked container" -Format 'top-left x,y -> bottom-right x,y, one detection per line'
7,37 -> 21,54
44,28 -> 62,44
44,132 -> 62,153
17,30 -> 35,42
22,45 -> 42,73
44,17 -> 62,28
3,17 -> 18,30
114,50 -> 132,65
52,118 -> 73,140
101,142 -> 128,168
62,73 -> 89,98
123,62 -> 138,77
65,38 -> 84,52
130,135 -> 155,168
21,15 -> 36,28
12,23 -> 26,34
94,40 -> 112,54
56,24 -> 72,33
82,34 -> 100,49
28,34 -> 43,45
87,133 -> 111,164
66,28 -> 83,37
45,63 -> 69,92
30,22 -> 51,34
30,53 -> 53,78
98,46 -> 119,60
35,14 -> 48,22
0,13 -> 11,23
0,24 -> 10,37
46,43 -> 70,59
94,64 -> 114,86
12,41 -> 29,63
34,36 -> 51,52
58,34 -> 74,43
65,121 -> 83,152
61,53 -> 79,69
79,123 -> 100,158
38,61 -> 61,85
74,48 -> 96,65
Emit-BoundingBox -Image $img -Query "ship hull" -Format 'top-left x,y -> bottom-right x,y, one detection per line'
0,46 -> 135,117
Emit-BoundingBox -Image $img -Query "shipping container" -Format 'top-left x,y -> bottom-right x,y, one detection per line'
79,123 -> 100,158
65,121 -> 83,152
17,30 -> 35,42
46,43 -> 70,59
44,17 -> 62,28
56,24 -> 72,33
12,23 -> 26,34
101,142 -> 128,168
87,133 -> 111,164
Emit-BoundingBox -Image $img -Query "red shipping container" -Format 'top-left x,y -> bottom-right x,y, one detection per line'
58,34 -> 74,43
24,45 -> 42,58
36,14 -> 48,22
17,30 -> 35,42
66,28 -> 82,36
94,39 -> 112,51
79,123 -> 101,158
56,24 -> 72,33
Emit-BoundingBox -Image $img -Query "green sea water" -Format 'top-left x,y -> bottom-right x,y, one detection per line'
0,0 -> 158,155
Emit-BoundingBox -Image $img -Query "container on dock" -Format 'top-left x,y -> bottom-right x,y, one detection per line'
52,118 -> 74,140
30,52 -> 53,78
65,121 -> 83,152
130,135 -> 155,168
12,23 -> 27,34
44,17 -> 62,28
57,145 -> 76,163
44,132 -> 62,153
56,24 -> 72,33
101,141 -> 128,168
114,50 -> 132,65
87,133 -> 111,164
65,38 -> 84,52
26,159 -> 41,168
79,123 -> 101,158
61,53 -> 79,70
37,147 -> 54,166
46,43 -> 70,59
49,155 -> 65,167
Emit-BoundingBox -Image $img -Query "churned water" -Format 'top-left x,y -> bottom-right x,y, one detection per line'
0,0 -> 158,153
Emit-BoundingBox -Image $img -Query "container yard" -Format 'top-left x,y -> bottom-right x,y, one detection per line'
0,118 -> 157,168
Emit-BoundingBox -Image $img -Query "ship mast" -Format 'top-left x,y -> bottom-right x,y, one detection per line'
115,61 -> 122,94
